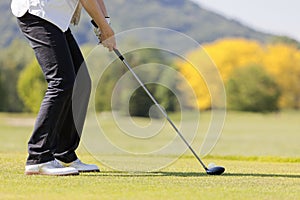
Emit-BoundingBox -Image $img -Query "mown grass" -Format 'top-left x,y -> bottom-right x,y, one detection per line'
0,112 -> 299,199
1,152 -> 299,200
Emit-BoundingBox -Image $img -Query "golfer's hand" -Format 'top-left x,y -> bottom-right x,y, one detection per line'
101,25 -> 116,52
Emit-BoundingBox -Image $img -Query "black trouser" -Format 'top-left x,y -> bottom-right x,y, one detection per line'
17,12 -> 91,165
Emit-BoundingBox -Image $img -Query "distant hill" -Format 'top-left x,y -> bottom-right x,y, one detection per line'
1,0 -> 272,48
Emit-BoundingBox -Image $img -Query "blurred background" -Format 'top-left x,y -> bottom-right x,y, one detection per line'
0,0 -> 299,158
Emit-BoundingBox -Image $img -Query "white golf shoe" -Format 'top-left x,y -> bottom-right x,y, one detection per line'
25,160 -> 79,176
57,159 -> 100,173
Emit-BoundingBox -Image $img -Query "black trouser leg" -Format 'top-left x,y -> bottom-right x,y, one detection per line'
54,29 -> 91,163
17,12 -> 90,165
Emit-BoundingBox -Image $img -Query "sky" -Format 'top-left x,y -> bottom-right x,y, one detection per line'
191,0 -> 300,41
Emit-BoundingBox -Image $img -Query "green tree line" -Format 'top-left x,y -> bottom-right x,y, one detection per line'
1,37 -> 300,115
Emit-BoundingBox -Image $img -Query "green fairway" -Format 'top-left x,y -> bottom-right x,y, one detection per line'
0,112 -> 299,199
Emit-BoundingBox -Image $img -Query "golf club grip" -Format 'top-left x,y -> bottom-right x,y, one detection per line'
91,20 -> 98,28
113,49 -> 125,61
90,20 -> 124,61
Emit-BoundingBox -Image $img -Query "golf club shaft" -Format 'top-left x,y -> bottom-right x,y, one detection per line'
113,49 -> 208,171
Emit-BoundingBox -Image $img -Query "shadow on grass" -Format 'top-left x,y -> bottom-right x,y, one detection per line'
81,171 -> 206,177
81,171 -> 300,178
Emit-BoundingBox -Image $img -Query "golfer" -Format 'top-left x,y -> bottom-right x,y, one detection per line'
11,0 -> 116,175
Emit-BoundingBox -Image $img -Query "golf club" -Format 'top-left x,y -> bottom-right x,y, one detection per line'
91,20 -> 225,175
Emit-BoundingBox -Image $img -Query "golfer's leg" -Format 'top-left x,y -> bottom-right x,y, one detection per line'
18,13 -> 77,165
54,29 -> 91,163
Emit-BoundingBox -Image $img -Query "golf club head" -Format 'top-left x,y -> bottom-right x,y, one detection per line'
206,166 -> 225,175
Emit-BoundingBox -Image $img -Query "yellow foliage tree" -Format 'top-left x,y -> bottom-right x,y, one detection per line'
263,44 -> 300,109
204,38 -> 264,81
177,48 -> 225,110
178,51 -> 206,110
178,38 -> 300,110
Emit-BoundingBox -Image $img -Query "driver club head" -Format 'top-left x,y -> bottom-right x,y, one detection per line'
206,166 -> 225,175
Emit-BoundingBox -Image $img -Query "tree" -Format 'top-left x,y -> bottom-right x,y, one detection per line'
263,43 -> 300,109
0,39 -> 34,112
226,65 -> 280,112
96,48 -> 181,116
178,38 -> 300,111
0,70 -> 6,111
270,36 -> 300,49
17,60 -> 46,113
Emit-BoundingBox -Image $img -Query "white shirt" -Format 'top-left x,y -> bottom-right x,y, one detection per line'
11,0 -> 79,32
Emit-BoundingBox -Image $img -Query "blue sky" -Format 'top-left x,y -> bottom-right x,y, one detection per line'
191,0 -> 300,41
